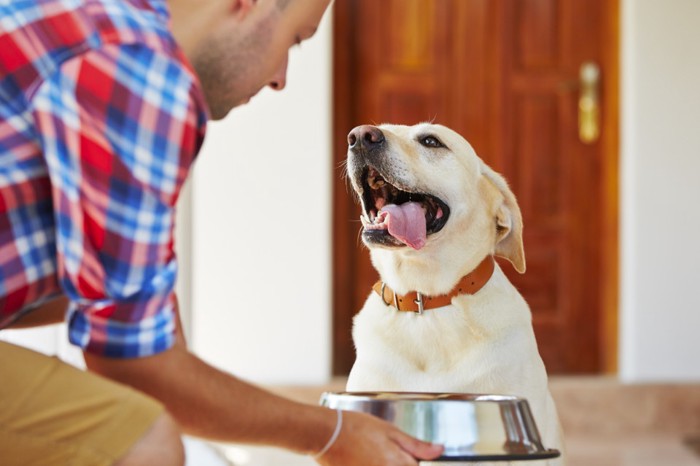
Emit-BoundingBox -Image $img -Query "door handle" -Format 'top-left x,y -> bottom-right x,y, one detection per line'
578,61 -> 600,144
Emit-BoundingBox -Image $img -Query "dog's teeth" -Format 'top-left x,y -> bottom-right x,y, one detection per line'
361,213 -> 374,226
369,177 -> 385,189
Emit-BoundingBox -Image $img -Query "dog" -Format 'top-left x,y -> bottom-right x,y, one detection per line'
344,123 -> 565,465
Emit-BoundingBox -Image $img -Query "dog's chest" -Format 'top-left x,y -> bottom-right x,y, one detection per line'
352,306 -> 526,392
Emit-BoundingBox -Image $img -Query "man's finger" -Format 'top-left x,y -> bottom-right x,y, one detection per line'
390,430 -> 444,461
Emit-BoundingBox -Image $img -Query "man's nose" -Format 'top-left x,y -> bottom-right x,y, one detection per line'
268,55 -> 288,91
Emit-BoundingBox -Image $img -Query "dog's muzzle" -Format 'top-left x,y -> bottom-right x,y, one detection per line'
346,125 -> 450,250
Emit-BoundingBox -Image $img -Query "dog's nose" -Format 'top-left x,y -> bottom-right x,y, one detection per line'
348,125 -> 385,151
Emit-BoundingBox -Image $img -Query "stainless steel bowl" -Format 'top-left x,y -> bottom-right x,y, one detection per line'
320,392 -> 560,462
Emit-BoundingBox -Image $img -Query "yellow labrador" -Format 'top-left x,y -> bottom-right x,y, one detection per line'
345,123 -> 565,465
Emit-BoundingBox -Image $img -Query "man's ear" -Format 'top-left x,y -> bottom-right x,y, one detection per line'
481,164 -> 526,274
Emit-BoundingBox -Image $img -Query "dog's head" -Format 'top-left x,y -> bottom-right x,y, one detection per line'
347,123 -> 525,291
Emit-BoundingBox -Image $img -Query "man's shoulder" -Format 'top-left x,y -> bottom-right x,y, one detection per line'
81,0 -> 178,55
0,0 -> 181,99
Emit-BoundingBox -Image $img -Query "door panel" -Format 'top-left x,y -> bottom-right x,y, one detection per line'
332,0 -> 618,375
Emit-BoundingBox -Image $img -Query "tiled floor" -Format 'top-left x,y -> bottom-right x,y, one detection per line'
217,445 -> 314,466
566,434 -> 700,466
214,436 -> 700,466
205,377 -> 700,466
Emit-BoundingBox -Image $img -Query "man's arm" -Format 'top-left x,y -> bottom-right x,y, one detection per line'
83,313 -> 443,465
85,335 -> 333,452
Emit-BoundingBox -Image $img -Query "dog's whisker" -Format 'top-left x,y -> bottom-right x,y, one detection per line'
336,161 -> 348,179
355,226 -> 364,247
336,160 -> 357,197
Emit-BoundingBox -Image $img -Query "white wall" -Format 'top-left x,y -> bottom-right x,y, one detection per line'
190,12 -> 333,384
620,0 -> 700,381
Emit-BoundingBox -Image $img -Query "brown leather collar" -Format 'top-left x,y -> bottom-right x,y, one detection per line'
372,256 -> 495,313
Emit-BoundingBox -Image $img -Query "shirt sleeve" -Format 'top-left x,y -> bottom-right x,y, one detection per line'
31,43 -> 207,358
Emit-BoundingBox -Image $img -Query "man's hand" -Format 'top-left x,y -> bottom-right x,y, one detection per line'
316,410 -> 443,465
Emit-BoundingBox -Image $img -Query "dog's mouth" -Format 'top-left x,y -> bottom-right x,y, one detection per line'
358,167 -> 450,250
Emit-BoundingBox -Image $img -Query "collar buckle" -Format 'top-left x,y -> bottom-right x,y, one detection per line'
413,292 -> 424,314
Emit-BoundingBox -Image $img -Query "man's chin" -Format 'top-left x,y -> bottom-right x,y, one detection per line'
209,97 -> 253,120
209,105 -> 235,121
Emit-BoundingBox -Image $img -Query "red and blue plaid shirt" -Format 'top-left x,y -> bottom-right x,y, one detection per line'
0,0 -> 208,357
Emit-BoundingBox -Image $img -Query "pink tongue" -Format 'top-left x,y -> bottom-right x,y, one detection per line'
379,202 -> 427,250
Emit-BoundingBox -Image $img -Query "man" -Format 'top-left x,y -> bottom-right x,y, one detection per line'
0,0 -> 444,465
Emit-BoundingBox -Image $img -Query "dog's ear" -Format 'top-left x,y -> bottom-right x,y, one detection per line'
481,164 -> 526,273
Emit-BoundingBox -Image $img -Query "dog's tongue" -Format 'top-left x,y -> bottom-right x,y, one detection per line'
378,202 -> 427,250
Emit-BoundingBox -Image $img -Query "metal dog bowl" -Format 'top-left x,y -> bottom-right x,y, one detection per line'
320,392 -> 560,462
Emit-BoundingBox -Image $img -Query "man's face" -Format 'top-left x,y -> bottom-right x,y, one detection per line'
191,0 -> 331,120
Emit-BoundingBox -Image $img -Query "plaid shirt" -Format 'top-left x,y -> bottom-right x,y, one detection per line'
0,0 -> 208,357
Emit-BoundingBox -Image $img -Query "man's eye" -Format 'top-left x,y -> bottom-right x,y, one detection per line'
420,136 -> 445,148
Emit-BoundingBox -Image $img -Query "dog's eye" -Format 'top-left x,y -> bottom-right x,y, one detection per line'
419,136 -> 445,149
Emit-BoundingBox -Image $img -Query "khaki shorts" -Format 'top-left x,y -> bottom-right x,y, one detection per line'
0,341 -> 164,466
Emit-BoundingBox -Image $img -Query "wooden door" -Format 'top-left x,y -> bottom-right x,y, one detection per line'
332,0 -> 619,375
